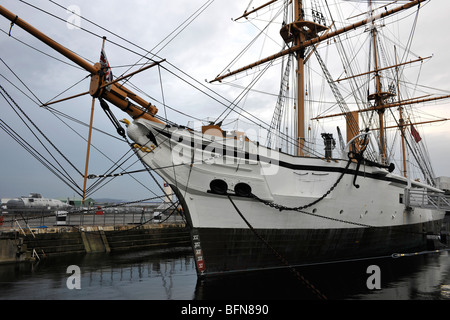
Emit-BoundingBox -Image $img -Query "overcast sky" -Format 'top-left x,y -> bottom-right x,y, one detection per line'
0,0 -> 449,201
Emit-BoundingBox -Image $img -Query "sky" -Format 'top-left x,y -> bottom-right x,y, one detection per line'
0,0 -> 449,201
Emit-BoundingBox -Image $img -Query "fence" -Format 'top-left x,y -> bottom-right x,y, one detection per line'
405,189 -> 450,211
0,204 -> 184,229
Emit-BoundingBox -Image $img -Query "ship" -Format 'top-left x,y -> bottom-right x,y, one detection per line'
1,0 -> 449,278
2,193 -> 71,212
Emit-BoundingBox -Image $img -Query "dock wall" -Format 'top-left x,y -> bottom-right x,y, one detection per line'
0,223 -> 190,263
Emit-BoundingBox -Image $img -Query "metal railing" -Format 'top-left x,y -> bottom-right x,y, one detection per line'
405,189 -> 450,211
0,205 -> 184,230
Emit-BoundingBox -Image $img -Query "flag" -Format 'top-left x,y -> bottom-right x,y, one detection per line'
410,125 -> 422,143
100,49 -> 113,90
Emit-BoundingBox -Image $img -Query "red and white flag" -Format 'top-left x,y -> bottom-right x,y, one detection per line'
100,49 -> 113,90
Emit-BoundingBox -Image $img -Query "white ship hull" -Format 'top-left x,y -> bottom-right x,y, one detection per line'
126,119 -> 445,276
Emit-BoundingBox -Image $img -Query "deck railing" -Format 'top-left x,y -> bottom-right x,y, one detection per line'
405,189 -> 450,211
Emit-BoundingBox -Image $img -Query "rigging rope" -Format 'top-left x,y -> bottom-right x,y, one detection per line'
0,73 -> 160,199
1,65 -> 148,198
46,0 -> 216,85
12,0 -> 306,155
215,61 -> 274,124
1,42 -> 168,198
0,28 -> 84,70
0,85 -> 83,189
0,117 -> 82,196
0,58 -> 43,105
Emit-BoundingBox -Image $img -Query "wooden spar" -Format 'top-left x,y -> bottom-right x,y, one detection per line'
210,0 -> 426,83
336,56 -> 432,83
368,118 -> 448,131
346,0 -> 400,20
0,5 -> 164,124
0,6 -> 96,73
311,94 -> 450,120
43,90 -> 90,107
234,0 -> 278,21
101,60 -> 165,91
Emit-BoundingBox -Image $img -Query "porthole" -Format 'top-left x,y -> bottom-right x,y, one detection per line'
234,183 -> 252,197
210,179 -> 228,195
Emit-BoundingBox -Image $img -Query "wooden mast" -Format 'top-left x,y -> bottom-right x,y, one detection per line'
82,37 -> 106,205
211,0 -> 427,84
369,0 -> 388,163
82,96 -> 96,205
395,46 -> 408,178
210,0 -> 427,158
295,0 -> 306,156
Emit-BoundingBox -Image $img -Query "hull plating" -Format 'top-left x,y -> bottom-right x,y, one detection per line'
190,222 -> 440,276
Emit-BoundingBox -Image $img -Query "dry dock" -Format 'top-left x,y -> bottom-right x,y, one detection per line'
0,223 -> 190,264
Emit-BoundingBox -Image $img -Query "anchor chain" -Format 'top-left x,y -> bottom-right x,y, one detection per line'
253,158 -> 352,212
251,158 -> 377,228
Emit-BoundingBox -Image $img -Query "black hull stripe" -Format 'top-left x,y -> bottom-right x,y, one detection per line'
192,221 -> 440,277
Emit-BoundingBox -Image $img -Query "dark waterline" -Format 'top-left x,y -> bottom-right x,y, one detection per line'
0,247 -> 449,300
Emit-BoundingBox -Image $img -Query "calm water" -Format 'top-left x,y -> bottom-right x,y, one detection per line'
0,247 -> 449,301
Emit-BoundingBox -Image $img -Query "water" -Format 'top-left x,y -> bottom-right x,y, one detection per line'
0,247 -> 196,300
0,247 -> 449,301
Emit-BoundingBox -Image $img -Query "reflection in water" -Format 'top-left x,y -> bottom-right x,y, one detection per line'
195,252 -> 450,300
0,247 -> 196,300
0,248 -> 448,300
